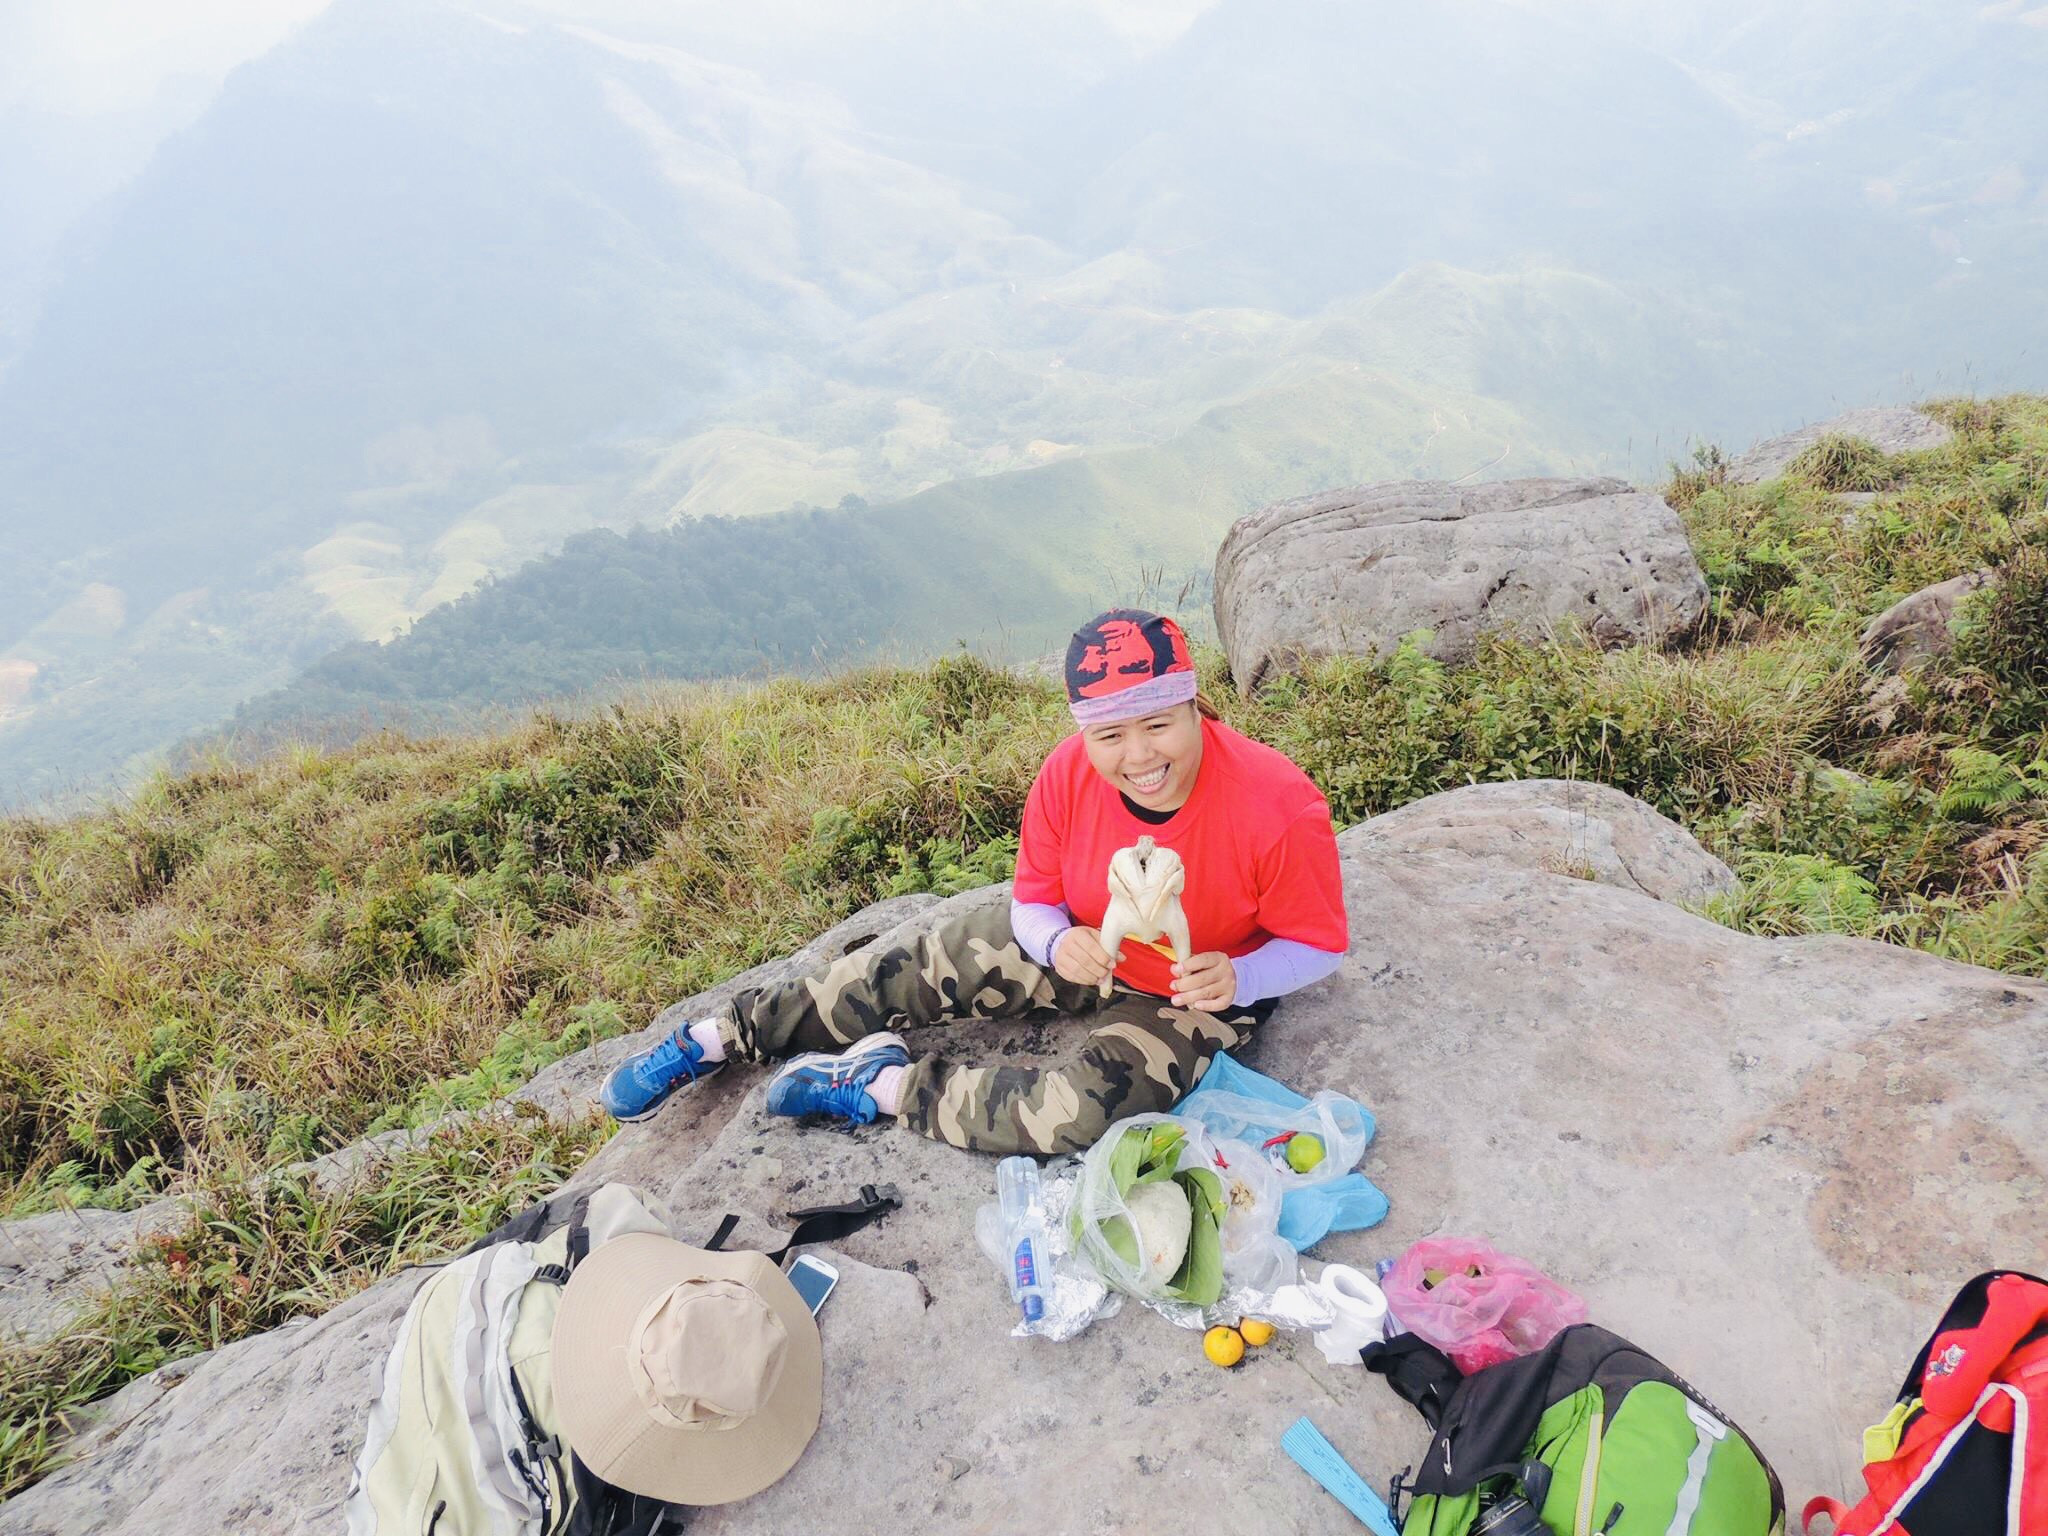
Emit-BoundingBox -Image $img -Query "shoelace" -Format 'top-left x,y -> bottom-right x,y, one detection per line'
814,1079 -> 876,1124
640,1039 -> 700,1090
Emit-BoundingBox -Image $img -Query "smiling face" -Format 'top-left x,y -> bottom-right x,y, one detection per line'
1079,703 -> 1204,811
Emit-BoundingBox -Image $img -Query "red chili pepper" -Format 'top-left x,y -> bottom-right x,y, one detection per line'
1261,1131 -> 1296,1150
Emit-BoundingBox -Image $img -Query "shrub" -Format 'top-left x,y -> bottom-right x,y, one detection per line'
1705,851 -> 1883,936
1234,628 -> 1849,827
1787,433 -> 1893,493
1952,545 -> 2048,738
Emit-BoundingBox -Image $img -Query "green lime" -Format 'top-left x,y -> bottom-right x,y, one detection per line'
1284,1132 -> 1326,1173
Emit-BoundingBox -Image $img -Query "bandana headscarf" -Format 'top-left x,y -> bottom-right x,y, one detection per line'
1064,609 -> 1198,725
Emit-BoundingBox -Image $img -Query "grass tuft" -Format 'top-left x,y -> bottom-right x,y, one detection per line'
1787,433 -> 1894,493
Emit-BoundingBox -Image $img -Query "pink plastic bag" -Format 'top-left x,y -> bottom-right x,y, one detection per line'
1383,1237 -> 1587,1372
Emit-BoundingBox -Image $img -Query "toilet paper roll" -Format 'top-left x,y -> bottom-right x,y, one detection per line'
1310,1264 -> 1390,1363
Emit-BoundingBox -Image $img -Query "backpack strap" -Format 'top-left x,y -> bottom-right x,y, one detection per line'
703,1184 -> 902,1267
463,1193 -> 564,1256
531,1191 -> 596,1287
1361,1333 -> 1464,1429
567,1452 -> 690,1536
1457,1458 -> 1554,1513
465,1188 -> 597,1270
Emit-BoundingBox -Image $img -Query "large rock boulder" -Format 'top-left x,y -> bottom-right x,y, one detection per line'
1728,407 -> 1953,485
1859,569 -> 1998,673
1345,778 -> 1736,906
1214,477 -> 1709,688
9,803 -> 2045,1535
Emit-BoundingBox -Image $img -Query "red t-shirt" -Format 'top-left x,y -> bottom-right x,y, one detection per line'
1012,718 -> 1349,998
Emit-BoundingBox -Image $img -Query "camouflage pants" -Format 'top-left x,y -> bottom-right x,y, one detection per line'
718,899 -> 1266,1155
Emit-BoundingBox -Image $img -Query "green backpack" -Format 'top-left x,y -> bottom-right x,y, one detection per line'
1364,1326 -> 1786,1536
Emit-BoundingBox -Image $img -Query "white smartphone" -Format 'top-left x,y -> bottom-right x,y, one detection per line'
786,1254 -> 838,1316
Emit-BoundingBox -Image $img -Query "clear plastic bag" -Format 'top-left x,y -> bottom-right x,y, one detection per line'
1069,1114 -> 1226,1304
1209,1138 -> 1297,1297
1172,1088 -> 1370,1189
1382,1236 -> 1587,1372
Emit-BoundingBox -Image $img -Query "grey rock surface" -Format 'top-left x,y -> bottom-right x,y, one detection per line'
1858,569 -> 1998,673
1344,778 -> 1736,906
0,1202 -> 185,1349
1214,477 -> 1708,688
10,822 -> 2046,1534
1728,407 -> 1954,485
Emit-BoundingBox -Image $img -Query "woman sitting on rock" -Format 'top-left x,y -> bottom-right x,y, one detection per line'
600,609 -> 1350,1154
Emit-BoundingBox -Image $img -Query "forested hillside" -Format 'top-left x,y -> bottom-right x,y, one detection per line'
225,332 -> 1607,743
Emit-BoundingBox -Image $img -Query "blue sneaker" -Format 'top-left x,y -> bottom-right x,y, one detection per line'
599,1027 -> 721,1123
763,1033 -> 911,1127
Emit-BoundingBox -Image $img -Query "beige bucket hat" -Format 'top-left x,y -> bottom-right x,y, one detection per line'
551,1233 -> 822,1506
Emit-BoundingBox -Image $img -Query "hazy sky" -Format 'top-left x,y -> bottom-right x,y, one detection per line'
0,0 -> 1227,119
0,0 -> 331,113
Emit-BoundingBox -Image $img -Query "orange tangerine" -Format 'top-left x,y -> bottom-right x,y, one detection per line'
1203,1325 -> 1246,1368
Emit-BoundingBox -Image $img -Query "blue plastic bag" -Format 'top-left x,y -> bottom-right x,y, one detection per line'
1174,1052 -> 1389,1250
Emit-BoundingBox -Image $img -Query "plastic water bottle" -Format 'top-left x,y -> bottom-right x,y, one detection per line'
995,1156 -> 1049,1324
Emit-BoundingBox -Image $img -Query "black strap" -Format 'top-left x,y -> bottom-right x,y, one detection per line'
514,1188 -> 596,1288
464,1187 -> 597,1267
1458,1459 -> 1554,1513
1362,1333 -> 1464,1429
568,1452 -> 691,1536
562,1190 -> 594,1269
505,1368 -> 558,1530
702,1184 -> 902,1266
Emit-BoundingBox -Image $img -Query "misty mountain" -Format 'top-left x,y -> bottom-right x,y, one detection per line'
3,0 -> 2045,806
0,0 -> 1060,597
1047,0 -> 1758,306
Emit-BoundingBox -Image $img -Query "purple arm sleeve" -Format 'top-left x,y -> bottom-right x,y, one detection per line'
1009,898 -> 1074,969
1230,936 -> 1345,1007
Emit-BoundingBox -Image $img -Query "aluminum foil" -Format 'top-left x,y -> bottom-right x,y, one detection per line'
974,1158 -> 1122,1342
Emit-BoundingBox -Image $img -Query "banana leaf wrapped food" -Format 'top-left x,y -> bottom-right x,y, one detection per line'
1070,1116 -> 1226,1305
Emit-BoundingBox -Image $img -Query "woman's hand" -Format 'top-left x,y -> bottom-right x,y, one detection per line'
1171,952 -> 1237,1012
1052,926 -> 1117,989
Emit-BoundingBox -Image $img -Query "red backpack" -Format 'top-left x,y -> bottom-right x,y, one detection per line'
1805,1271 -> 2048,1536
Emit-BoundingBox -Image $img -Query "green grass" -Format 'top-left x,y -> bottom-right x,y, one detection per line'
3,393 -> 2047,1500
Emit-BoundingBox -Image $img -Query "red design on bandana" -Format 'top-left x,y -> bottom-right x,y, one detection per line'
1066,610 -> 1194,701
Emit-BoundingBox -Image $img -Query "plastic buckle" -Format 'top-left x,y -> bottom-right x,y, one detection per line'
787,1183 -> 901,1221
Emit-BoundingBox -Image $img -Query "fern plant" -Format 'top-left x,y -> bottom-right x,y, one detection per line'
1934,745 -> 2048,819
